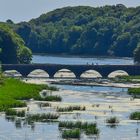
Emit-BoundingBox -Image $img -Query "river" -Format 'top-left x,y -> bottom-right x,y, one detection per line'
32,54 -> 133,65
1,55 -> 140,140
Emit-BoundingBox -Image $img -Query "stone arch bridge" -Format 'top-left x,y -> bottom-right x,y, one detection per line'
1,64 -> 140,78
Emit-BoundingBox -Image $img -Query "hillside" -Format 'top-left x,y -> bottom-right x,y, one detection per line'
11,5 -> 140,58
0,23 -> 32,64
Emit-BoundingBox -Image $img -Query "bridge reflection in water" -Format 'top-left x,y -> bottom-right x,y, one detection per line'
1,64 -> 140,78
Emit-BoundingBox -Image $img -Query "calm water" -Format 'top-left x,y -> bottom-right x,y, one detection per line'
32,54 -> 133,65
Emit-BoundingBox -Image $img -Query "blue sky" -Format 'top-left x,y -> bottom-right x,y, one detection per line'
0,0 -> 140,23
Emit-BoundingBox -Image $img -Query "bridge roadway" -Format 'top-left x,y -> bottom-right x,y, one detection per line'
1,64 -> 140,78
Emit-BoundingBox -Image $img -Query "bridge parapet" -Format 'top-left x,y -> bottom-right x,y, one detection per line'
1,64 -> 140,78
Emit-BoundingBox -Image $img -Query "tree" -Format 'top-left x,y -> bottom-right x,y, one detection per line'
0,23 -> 32,64
134,43 -> 140,64
11,5 -> 140,58
18,47 -> 32,64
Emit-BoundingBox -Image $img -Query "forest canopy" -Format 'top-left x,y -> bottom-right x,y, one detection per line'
0,23 -> 32,64
6,5 -> 140,63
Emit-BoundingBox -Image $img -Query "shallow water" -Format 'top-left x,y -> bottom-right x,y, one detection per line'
0,83 -> 140,140
1,55 -> 139,140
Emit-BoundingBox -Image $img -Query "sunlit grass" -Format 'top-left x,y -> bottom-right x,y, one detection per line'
0,77 -> 57,111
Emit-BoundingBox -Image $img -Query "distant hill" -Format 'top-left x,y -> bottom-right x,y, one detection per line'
0,23 -> 32,64
10,5 -> 140,57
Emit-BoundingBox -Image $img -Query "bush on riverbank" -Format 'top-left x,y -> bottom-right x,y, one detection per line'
130,112 -> 140,120
0,77 -> 57,111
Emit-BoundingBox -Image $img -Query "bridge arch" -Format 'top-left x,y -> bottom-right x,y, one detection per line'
80,70 -> 102,79
27,69 -> 49,78
54,69 -> 76,78
3,70 -> 22,77
108,70 -> 129,78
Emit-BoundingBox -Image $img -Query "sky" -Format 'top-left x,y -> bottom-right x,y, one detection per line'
0,0 -> 140,23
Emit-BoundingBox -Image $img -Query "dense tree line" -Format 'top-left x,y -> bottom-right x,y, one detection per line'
7,5 -> 140,63
0,23 -> 32,64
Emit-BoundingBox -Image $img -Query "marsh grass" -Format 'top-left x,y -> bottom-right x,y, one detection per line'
5,109 -> 25,117
130,112 -> 140,120
57,106 -> 86,112
62,129 -> 80,139
113,76 -> 140,83
38,102 -> 51,108
59,121 -> 99,135
40,95 -> 62,102
26,113 -> 59,122
0,78 -> 57,111
128,88 -> 140,98
106,117 -> 119,128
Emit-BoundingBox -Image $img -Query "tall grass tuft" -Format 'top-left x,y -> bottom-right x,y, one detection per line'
57,106 -> 86,112
59,121 -> 99,135
62,129 -> 80,139
130,112 -> 140,120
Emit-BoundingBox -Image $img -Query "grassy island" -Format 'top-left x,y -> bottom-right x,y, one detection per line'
0,76 -> 56,111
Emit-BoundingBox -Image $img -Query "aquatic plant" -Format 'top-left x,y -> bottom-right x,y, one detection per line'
128,88 -> 140,98
57,106 -> 86,112
106,117 -> 119,124
36,95 -> 62,102
5,109 -> 25,117
130,112 -> 140,120
26,113 -> 59,122
38,102 -> 51,108
59,121 -> 99,135
62,129 -> 80,139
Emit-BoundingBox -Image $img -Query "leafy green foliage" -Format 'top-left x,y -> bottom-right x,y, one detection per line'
11,5 -> 140,57
0,23 -> 32,64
